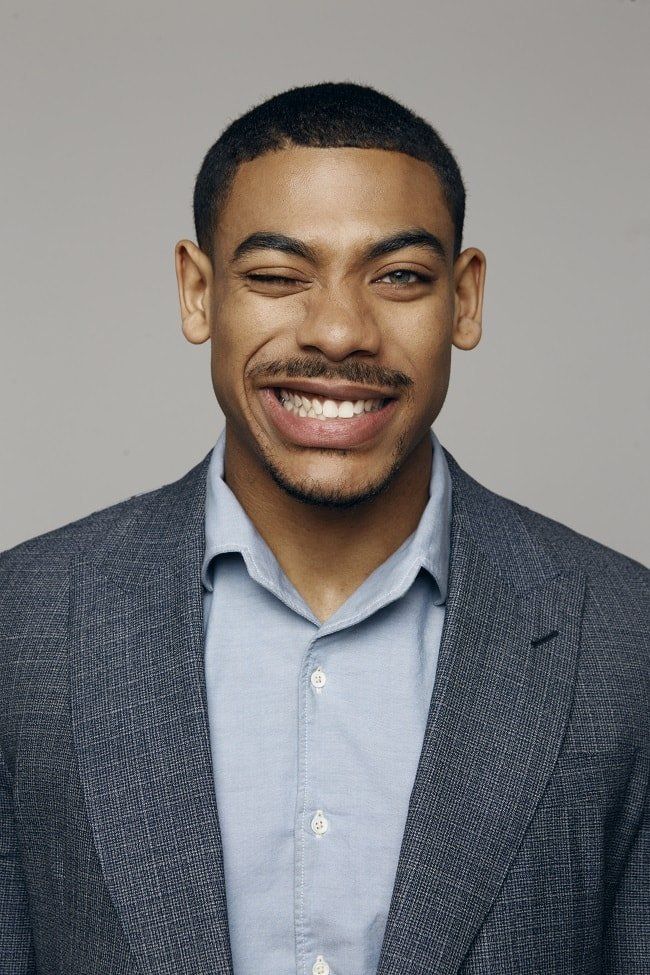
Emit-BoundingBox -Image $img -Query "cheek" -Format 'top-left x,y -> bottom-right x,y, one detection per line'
208,310 -> 244,412
209,295 -> 255,377
419,336 -> 452,378
209,296 -> 286,412
387,311 -> 451,381
392,319 -> 452,415
212,290 -> 296,361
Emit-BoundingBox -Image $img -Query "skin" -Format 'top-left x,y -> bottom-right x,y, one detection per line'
175,145 -> 486,621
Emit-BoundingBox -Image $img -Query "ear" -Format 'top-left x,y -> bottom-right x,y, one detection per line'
174,239 -> 213,345
451,247 -> 486,351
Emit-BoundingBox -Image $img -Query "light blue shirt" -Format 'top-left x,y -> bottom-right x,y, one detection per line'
201,426 -> 452,975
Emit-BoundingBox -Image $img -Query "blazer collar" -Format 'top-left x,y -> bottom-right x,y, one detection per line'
69,442 -> 586,975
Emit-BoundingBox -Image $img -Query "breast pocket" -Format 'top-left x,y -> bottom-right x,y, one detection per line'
541,746 -> 636,809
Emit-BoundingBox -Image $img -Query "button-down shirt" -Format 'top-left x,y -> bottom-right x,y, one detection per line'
201,425 -> 452,975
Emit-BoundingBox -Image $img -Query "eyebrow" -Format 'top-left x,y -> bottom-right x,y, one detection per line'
230,226 -> 448,266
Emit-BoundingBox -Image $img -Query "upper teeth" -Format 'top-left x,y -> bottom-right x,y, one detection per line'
278,388 -> 384,419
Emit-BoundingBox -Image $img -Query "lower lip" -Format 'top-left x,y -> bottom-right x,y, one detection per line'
258,387 -> 398,448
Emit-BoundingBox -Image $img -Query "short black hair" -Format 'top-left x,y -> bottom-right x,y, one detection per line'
193,81 -> 465,265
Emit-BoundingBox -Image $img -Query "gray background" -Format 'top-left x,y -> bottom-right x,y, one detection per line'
2,0 -> 648,563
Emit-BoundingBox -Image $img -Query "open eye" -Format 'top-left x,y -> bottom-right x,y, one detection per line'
375,269 -> 430,287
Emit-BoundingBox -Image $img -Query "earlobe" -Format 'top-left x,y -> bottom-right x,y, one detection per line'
451,246 -> 486,352
174,238 -> 212,346
452,314 -> 482,351
182,310 -> 211,345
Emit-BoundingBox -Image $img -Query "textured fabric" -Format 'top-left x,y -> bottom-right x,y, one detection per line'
201,427 -> 451,975
0,439 -> 648,975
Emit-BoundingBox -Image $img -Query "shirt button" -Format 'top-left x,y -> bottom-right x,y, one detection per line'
312,956 -> 330,975
310,809 -> 329,836
310,666 -> 327,689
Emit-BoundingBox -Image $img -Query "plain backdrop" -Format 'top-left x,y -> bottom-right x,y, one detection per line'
1,0 -> 648,564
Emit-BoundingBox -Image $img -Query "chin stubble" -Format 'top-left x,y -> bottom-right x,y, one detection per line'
257,437 -> 408,511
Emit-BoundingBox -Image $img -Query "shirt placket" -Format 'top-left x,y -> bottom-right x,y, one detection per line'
294,630 -> 336,975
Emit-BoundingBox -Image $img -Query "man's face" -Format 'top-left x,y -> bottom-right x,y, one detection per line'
186,145 -> 483,508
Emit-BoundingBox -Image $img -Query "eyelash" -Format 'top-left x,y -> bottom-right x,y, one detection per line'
246,270 -> 431,287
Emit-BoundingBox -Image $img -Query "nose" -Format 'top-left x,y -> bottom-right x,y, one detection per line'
294,284 -> 381,362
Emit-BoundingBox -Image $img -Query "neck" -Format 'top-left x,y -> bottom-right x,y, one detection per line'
222,429 -> 433,620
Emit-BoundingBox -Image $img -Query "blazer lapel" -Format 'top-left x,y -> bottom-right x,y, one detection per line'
69,452 -> 234,975
376,458 -> 587,975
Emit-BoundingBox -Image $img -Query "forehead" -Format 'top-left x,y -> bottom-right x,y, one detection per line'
214,145 -> 454,261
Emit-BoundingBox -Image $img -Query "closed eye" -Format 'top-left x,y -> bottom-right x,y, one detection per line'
246,274 -> 303,285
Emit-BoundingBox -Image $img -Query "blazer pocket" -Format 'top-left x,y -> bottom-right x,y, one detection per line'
541,746 -> 636,808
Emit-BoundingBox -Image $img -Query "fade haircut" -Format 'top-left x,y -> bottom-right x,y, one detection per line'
193,81 -> 466,265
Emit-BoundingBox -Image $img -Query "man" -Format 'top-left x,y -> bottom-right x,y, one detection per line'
0,81 -> 647,975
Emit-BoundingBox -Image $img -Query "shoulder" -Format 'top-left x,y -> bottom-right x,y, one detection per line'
443,447 -> 649,632
511,494 -> 647,623
0,478 -> 171,631
1,485 -> 150,568
444,449 -> 649,749
518,502 -> 647,615
0,445 -> 212,626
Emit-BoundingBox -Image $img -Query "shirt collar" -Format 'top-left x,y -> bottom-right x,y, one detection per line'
201,426 -> 452,606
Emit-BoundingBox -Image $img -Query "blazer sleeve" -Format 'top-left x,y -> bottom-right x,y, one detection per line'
602,756 -> 650,973
0,745 -> 37,973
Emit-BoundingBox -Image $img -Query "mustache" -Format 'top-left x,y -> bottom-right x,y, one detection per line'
247,357 -> 413,390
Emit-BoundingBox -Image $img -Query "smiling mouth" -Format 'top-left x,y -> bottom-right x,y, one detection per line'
258,384 -> 398,448
271,386 -> 392,420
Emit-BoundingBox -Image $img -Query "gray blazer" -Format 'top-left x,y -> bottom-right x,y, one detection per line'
1,446 -> 648,974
